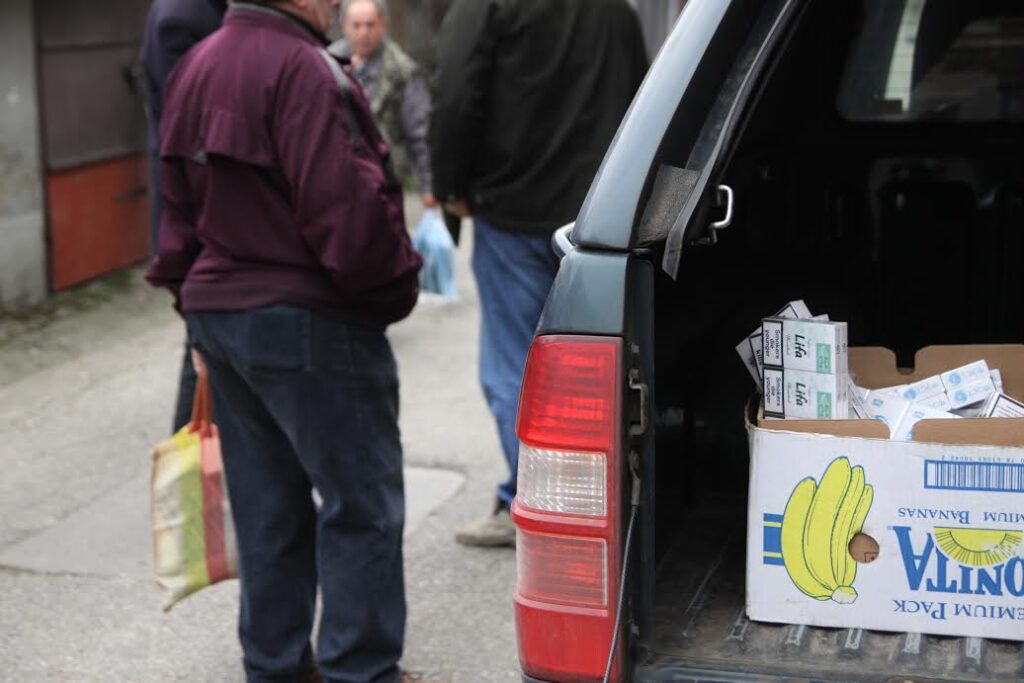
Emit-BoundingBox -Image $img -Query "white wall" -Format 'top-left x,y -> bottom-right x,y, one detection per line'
0,0 -> 47,310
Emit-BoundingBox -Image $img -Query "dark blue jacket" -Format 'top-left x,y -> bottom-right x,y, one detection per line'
141,0 -> 227,250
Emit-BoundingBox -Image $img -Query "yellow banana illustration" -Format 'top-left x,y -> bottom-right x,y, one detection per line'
843,484 -> 873,586
830,465 -> 865,589
780,477 -> 832,600
803,457 -> 851,588
780,457 -> 874,604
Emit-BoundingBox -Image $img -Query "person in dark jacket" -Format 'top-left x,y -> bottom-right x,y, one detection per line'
141,0 -> 227,434
147,1 -> 422,681
431,0 -> 648,547
329,0 -> 436,208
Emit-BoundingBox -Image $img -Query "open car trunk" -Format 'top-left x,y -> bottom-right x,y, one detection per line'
635,1 -> 1024,679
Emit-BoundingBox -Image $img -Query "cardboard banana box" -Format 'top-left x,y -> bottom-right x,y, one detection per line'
746,345 -> 1024,641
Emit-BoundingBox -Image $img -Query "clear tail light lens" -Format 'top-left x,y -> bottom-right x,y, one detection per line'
517,444 -> 606,516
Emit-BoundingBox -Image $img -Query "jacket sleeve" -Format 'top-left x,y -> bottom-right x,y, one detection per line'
274,57 -> 422,323
145,156 -> 200,308
429,0 -> 501,203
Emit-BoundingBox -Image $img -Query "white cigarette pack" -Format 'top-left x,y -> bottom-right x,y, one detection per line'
915,392 -> 953,412
863,392 -> 911,437
892,405 -> 960,442
845,376 -> 872,419
871,385 -> 907,399
947,377 -> 996,410
991,369 -> 1004,393
735,337 -> 761,388
899,375 -> 945,402
985,393 -> 1024,418
763,368 -> 846,420
761,318 -> 848,375
940,360 -> 991,393
735,300 -> 812,387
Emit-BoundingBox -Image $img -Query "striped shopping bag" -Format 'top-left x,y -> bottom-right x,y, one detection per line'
151,358 -> 237,610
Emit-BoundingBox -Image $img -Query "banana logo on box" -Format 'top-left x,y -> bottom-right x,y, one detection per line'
764,457 -> 874,604
932,527 -> 1022,567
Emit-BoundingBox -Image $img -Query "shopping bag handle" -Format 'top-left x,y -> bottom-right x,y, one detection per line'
189,351 -> 213,436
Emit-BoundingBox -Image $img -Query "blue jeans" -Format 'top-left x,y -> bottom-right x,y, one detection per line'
187,306 -> 405,683
472,219 -> 560,507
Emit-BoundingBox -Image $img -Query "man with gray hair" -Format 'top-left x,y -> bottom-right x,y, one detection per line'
330,0 -> 436,208
148,0 -> 423,680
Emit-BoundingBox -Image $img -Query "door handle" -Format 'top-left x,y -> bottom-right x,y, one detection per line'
711,184 -> 734,230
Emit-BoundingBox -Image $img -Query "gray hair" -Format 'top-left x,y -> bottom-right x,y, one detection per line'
341,0 -> 388,20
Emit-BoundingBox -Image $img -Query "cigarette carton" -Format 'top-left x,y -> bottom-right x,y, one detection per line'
940,360 -> 991,393
985,393 -> 1024,418
947,377 -> 995,410
736,300 -> 813,387
736,337 -> 761,388
863,392 -> 910,437
871,384 -> 907,398
915,392 -> 953,412
899,375 -> 945,402
762,318 -> 848,375
892,405 -> 959,442
763,368 -> 846,420
847,377 -> 872,419
991,369 -> 1004,393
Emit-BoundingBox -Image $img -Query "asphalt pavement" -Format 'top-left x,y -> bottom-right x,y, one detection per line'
0,214 -> 522,681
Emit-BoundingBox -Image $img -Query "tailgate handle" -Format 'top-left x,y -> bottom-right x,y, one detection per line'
551,222 -> 575,260
711,184 -> 734,231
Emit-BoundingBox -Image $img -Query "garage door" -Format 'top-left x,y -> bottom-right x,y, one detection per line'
36,0 -> 151,290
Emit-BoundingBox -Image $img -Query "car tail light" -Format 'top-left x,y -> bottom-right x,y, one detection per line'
517,445 -> 606,516
516,530 -> 608,608
513,335 -> 623,682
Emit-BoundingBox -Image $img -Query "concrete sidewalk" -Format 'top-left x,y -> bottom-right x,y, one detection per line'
0,221 -> 521,681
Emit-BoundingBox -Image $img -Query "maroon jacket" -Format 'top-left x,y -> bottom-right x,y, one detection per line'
146,4 -> 421,327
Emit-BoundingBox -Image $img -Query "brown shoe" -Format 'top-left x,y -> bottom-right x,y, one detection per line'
454,502 -> 516,548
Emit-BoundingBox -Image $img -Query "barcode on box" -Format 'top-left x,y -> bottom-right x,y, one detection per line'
924,460 -> 1024,493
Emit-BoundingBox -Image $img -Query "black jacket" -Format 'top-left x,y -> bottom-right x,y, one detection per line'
430,0 -> 648,235
140,0 -> 226,250
141,0 -> 226,132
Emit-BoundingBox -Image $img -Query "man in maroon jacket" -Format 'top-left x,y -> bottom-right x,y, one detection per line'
147,1 -> 421,681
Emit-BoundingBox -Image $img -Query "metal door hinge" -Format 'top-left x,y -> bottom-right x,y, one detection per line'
628,367 -> 648,437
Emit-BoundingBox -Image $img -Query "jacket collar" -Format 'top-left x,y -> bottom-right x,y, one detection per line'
227,2 -> 329,46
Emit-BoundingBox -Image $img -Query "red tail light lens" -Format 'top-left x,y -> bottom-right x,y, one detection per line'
517,336 -> 619,452
513,335 -> 623,682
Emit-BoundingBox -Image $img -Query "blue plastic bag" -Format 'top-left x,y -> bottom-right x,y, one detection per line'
412,209 -> 457,299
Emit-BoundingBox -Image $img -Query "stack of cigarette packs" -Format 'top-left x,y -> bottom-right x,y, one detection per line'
857,360 -> 1024,440
736,300 -> 1024,438
761,316 -> 849,420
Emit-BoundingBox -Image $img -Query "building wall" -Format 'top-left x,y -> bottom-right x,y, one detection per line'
0,0 -> 47,310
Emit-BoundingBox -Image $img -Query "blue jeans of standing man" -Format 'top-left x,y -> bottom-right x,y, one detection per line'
472,219 -> 561,507
187,306 -> 405,683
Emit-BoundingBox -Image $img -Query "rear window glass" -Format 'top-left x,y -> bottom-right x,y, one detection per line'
838,0 -> 1024,122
